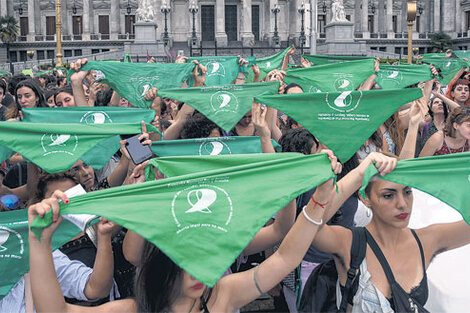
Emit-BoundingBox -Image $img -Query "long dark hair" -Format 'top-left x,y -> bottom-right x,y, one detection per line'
428,97 -> 449,120
15,79 -> 47,108
135,241 -> 183,312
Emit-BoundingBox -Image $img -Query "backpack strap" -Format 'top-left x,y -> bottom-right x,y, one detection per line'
338,227 -> 367,312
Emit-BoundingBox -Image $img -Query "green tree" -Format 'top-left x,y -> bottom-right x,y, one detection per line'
430,31 -> 453,53
0,16 -> 19,73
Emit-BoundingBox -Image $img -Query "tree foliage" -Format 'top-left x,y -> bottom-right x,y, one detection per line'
430,31 -> 453,53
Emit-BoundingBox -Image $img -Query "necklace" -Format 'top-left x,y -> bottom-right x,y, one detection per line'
188,299 -> 197,313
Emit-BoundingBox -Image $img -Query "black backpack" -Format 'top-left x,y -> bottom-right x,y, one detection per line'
299,227 -> 367,313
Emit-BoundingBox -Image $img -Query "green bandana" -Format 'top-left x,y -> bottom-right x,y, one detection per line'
0,209 -> 91,300
359,152 -> 470,225
375,64 -> 434,89
189,56 -> 241,86
246,46 -> 292,82
31,153 -> 334,286
0,122 -> 156,173
158,81 -> 280,132
255,88 -> 423,162
22,107 -> 156,124
22,107 -> 157,169
420,54 -> 467,85
71,61 -> 195,108
283,59 -> 376,93
151,136 -> 281,157
301,54 -> 375,66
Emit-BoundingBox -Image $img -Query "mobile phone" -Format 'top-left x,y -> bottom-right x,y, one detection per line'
122,134 -> 153,165
177,50 -> 185,57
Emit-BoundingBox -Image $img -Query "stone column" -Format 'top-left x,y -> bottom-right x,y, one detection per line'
61,0 -> 68,36
424,0 -> 431,33
456,0 -> 461,33
240,0 -> 255,45
442,0 -> 455,33
27,0 -> 35,40
386,0 -> 393,34
0,0 -> 7,16
377,0 -> 384,34
215,0 -> 228,46
354,0 -> 361,32
433,0 -> 440,32
361,0 -> 368,36
110,0 -> 120,40
82,0 -> 91,40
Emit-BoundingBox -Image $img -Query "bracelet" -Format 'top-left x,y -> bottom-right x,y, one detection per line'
302,206 -> 323,226
310,194 -> 328,209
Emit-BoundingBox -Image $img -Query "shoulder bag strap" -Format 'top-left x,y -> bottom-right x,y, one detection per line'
338,227 -> 367,313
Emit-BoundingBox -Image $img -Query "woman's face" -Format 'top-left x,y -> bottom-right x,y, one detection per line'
365,179 -> 413,227
454,121 -> 470,140
68,160 -> 95,191
46,95 -> 55,107
55,92 -> 75,107
181,271 -> 206,299
430,98 -> 444,114
451,84 -> 470,103
16,86 -> 38,108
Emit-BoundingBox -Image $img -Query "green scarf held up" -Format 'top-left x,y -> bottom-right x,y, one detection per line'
246,46 -> 292,82
189,56 -> 241,86
301,54 -> 375,66
31,153 -> 335,287
22,107 -> 157,170
0,210 -> 93,300
0,122 -> 157,173
255,88 -> 423,162
283,59 -> 376,93
158,81 -> 280,132
420,54 -> 467,85
151,136 -> 281,157
375,64 -> 434,89
360,152 -> 470,225
69,61 -> 195,108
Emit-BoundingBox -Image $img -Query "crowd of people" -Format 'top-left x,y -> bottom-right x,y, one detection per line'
0,47 -> 470,313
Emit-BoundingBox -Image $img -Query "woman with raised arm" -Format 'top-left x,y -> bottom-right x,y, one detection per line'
310,151 -> 470,312
28,150 -> 349,313
419,106 -> 470,157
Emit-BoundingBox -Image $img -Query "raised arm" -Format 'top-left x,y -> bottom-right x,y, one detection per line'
399,98 -> 428,159
243,200 -> 295,256
69,59 -> 90,107
218,150 -> 341,311
28,192 -> 136,313
252,102 -> 276,153
357,58 -> 379,91
83,219 -> 116,300
312,153 -> 397,256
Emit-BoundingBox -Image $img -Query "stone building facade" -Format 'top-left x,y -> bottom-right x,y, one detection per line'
2,0 -> 470,63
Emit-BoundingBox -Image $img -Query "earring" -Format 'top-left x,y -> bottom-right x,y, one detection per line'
366,207 -> 372,218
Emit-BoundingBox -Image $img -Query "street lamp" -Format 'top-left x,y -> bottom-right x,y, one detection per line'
189,0 -> 198,46
418,3 -> 424,15
72,0 -> 77,14
321,0 -> 327,14
271,2 -> 280,46
127,0 -> 132,15
161,0 -> 171,45
18,1 -> 23,15
369,0 -> 376,14
407,1 -> 417,64
26,50 -> 35,60
56,0 -> 63,66
298,1 -> 306,54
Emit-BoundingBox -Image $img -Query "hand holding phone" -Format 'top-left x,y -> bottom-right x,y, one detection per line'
122,134 -> 153,165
